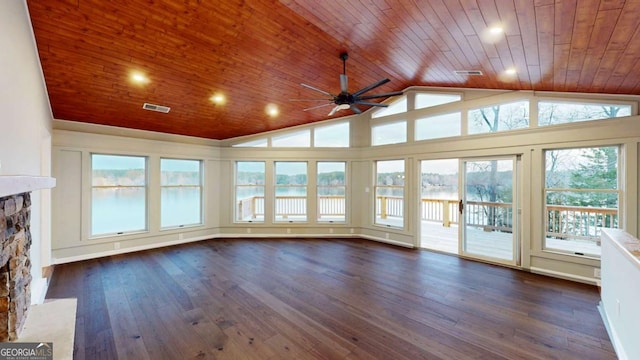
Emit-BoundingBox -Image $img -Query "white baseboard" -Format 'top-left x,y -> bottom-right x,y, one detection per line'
359,234 -> 415,248
598,301 -> 626,360
53,234 -> 216,264
52,232 -> 415,265
30,277 -> 48,305
529,266 -> 598,285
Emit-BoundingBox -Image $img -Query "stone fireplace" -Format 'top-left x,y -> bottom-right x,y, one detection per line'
0,192 -> 32,341
0,176 -> 55,341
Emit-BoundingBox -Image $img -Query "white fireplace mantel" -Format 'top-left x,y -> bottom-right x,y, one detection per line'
0,176 -> 56,198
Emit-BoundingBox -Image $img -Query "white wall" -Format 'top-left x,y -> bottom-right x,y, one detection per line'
50,77 -> 640,286
600,229 -> 640,360
51,129 -> 223,261
0,1 -> 53,304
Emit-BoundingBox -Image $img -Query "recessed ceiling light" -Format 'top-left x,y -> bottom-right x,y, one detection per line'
130,71 -> 149,84
265,103 -> 279,117
210,93 -> 226,105
481,24 -> 504,43
505,67 -> 517,75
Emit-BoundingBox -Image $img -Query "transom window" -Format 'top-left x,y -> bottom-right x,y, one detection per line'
272,129 -> 310,147
232,138 -> 268,147
415,112 -> 461,141
468,100 -> 529,134
415,93 -> 461,109
372,96 -> 407,118
314,122 -> 349,147
538,101 -> 632,126
372,121 -> 407,146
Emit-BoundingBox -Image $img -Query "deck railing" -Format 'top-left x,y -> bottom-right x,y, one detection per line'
237,195 -> 344,220
546,204 -> 617,241
237,196 -> 617,241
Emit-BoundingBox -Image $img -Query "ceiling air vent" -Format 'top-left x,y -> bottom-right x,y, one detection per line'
454,70 -> 483,76
142,103 -> 170,113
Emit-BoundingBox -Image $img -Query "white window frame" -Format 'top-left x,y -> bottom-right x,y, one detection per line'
160,158 -> 203,229
90,153 -> 148,237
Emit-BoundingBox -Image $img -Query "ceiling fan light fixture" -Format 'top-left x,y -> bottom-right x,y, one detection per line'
296,52 -> 402,116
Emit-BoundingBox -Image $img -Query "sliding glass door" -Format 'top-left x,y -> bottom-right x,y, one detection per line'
460,156 -> 519,266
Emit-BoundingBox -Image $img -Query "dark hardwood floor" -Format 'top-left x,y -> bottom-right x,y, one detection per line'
46,238 -> 615,360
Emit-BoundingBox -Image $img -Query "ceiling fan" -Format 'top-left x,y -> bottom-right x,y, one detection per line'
294,52 -> 403,116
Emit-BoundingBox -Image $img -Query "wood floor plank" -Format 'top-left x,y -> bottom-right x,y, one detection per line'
46,238 -> 616,360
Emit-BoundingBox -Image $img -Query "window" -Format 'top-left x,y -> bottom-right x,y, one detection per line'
235,161 -> 265,222
160,158 -> 202,228
375,160 -> 405,228
317,162 -> 346,222
371,121 -> 407,146
272,129 -> 310,147
232,138 -> 268,147
91,154 -> 147,236
372,96 -> 407,118
468,100 -> 529,134
415,112 -> 461,141
275,162 -> 307,222
314,122 -> 349,147
544,146 -> 620,256
415,93 -> 461,109
538,101 -> 632,126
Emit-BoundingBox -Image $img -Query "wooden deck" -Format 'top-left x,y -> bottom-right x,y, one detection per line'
46,238 -> 614,359
421,221 -> 601,257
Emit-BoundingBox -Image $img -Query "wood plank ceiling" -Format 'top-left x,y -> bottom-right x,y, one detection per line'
27,0 -> 640,140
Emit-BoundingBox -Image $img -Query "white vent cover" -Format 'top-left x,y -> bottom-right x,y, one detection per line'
142,103 -> 170,113
453,70 -> 483,76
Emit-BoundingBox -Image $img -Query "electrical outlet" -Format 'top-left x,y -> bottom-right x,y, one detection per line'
114,242 -> 120,250
385,233 -> 389,239
287,228 -> 291,234
247,228 -> 251,234
178,233 -> 184,240
350,228 -> 354,234
329,228 -> 334,234
594,268 -> 601,278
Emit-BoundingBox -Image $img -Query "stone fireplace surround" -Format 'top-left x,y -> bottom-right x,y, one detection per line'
0,176 -> 55,341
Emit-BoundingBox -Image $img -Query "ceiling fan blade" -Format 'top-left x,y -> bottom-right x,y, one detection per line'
340,74 -> 348,93
301,83 -> 334,97
350,104 -> 362,114
353,100 -> 390,107
328,105 -> 340,116
303,102 -> 334,111
352,78 -> 390,97
289,98 -> 333,102
356,91 -> 404,101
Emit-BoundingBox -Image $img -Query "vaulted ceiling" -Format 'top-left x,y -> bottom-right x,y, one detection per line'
27,0 -> 640,140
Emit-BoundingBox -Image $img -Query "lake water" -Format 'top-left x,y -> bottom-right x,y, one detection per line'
92,186 -> 460,235
92,188 -> 201,235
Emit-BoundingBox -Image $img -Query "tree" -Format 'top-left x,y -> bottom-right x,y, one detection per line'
568,147 -> 618,208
